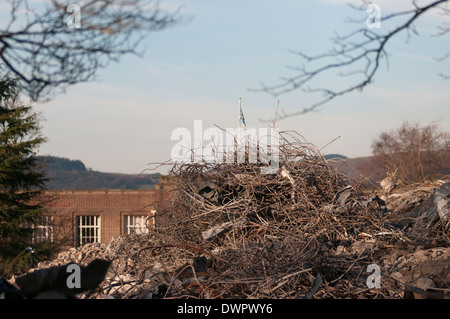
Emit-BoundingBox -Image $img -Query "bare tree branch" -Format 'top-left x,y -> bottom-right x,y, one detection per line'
0,0 -> 183,101
253,0 -> 450,122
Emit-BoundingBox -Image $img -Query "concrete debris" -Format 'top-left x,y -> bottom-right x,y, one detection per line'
383,180 -> 447,215
334,185 -> 353,206
397,181 -> 450,235
382,248 -> 450,299
380,171 -> 400,194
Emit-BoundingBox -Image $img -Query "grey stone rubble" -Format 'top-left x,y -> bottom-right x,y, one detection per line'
28,237 -> 175,299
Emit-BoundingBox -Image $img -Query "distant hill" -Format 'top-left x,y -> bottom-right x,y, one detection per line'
326,155 -> 385,188
324,154 -> 348,160
37,156 -> 160,190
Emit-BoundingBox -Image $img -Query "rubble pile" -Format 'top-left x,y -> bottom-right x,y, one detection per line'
31,235 -> 176,299
8,131 -> 450,299
148,132 -> 408,299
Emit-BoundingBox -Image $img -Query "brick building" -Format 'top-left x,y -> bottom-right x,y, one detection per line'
32,176 -> 173,248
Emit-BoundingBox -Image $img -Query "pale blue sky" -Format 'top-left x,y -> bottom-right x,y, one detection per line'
27,0 -> 450,174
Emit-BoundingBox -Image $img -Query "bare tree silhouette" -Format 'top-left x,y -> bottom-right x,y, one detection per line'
0,0 -> 182,101
254,0 -> 450,121
371,120 -> 450,182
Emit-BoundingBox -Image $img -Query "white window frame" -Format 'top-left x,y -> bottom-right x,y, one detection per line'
124,215 -> 149,235
31,216 -> 54,244
77,215 -> 101,246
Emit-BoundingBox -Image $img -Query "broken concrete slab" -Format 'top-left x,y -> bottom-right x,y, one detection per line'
399,181 -> 449,230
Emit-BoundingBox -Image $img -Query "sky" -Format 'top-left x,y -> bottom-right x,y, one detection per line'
12,0 -> 450,174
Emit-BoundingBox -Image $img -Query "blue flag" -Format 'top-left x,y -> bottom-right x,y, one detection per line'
240,106 -> 246,128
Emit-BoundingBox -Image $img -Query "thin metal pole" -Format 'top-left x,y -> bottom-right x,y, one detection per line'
238,97 -> 242,143
30,250 -> 34,269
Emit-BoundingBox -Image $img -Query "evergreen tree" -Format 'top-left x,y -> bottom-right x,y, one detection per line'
0,77 -> 47,263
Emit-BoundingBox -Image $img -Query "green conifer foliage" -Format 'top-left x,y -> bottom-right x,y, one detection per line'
0,77 -> 47,261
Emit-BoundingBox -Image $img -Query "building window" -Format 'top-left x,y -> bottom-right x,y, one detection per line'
124,215 -> 149,235
77,216 -> 100,246
30,216 -> 54,244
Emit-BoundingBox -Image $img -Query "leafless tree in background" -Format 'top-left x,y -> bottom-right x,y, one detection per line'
0,0 -> 182,101
255,0 -> 450,121
371,121 -> 450,183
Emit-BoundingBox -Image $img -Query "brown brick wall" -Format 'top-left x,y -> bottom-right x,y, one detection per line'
39,178 -> 174,247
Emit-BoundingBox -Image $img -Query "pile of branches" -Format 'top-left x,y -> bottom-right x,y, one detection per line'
147,131 -> 406,298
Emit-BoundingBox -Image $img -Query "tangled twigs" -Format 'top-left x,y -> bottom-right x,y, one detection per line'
144,130 -> 409,298
136,244 -> 217,262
